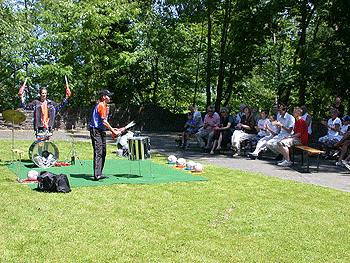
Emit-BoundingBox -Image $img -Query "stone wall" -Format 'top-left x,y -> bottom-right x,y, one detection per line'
0,104 -> 188,132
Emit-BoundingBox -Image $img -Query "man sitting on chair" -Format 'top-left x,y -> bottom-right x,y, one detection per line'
20,88 -> 70,139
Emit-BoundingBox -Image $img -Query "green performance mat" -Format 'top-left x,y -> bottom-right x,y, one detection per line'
7,159 -> 209,189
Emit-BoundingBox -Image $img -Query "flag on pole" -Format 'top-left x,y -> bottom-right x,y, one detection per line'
18,77 -> 28,95
65,75 -> 71,97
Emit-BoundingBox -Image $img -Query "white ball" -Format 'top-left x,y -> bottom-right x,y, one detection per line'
167,155 -> 177,163
186,161 -> 196,170
27,170 -> 39,180
193,163 -> 204,172
176,158 -> 186,166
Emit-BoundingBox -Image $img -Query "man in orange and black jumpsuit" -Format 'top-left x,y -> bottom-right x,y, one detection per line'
21,88 -> 69,139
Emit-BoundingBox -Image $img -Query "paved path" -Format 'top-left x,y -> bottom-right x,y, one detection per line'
2,130 -> 350,192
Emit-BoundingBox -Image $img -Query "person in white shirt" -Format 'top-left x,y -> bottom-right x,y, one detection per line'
248,114 -> 279,159
335,116 -> 350,141
255,110 -> 270,138
318,108 -> 342,155
300,105 -> 312,136
266,105 -> 295,157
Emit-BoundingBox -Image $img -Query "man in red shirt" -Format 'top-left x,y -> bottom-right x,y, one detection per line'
276,106 -> 308,167
90,90 -> 120,180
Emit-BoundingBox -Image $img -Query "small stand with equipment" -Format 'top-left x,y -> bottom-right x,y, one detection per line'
127,136 -> 153,178
65,126 -> 82,165
2,109 -> 26,164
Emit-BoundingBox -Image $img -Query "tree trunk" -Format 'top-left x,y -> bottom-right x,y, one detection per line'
206,5 -> 212,107
294,1 -> 317,106
215,0 -> 231,112
194,20 -> 205,105
152,56 -> 159,105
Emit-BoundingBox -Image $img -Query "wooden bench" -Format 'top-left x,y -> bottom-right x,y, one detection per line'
291,145 -> 325,172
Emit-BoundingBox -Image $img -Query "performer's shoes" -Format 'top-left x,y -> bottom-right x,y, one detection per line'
94,174 -> 109,181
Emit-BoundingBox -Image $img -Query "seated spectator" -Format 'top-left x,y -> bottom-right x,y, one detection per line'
252,105 -> 261,123
255,110 -> 270,138
231,106 -> 257,157
277,107 -> 308,167
319,108 -> 342,156
195,106 -> 220,150
334,127 -> 350,168
334,131 -> 350,166
300,105 -> 312,136
181,112 -> 197,148
335,116 -> 350,141
333,96 -> 345,119
210,107 -> 234,154
189,104 -> 203,132
235,103 -> 247,126
330,116 -> 350,164
248,114 -> 278,159
272,103 -> 280,119
266,105 -> 295,158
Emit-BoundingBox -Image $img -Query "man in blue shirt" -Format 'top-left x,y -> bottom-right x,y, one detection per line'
90,90 -> 120,181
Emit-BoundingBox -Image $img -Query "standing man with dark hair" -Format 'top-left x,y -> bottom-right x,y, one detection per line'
90,90 -> 120,181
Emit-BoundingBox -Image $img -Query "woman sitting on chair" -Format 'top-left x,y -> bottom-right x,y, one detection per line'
231,106 -> 257,157
210,107 -> 234,154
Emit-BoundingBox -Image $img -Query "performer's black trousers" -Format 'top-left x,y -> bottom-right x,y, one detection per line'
90,127 -> 106,178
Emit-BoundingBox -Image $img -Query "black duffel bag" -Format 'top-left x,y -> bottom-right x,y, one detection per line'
37,171 -> 71,193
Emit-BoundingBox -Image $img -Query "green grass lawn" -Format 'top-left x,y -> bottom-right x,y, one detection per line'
0,139 -> 349,262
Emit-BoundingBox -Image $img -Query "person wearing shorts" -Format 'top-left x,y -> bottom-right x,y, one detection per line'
277,106 -> 308,167
181,112 -> 197,148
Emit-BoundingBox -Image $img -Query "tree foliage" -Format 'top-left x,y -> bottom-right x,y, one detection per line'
0,0 -> 349,117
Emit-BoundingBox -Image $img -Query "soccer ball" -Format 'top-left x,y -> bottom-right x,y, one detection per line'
176,158 -> 186,167
193,163 -> 204,172
27,170 -> 39,180
167,155 -> 177,163
186,161 -> 196,170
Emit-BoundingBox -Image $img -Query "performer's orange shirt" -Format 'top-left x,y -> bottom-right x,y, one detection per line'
41,101 -> 49,128
90,102 -> 108,130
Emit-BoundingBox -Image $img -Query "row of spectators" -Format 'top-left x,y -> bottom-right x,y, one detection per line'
181,96 -> 350,168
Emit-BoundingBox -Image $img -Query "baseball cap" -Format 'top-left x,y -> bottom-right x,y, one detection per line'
343,116 -> 350,122
99,89 -> 114,97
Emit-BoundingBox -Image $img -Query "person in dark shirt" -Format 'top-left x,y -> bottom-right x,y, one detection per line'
210,107 -> 234,154
21,88 -> 69,139
231,106 -> 257,157
333,96 -> 345,119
